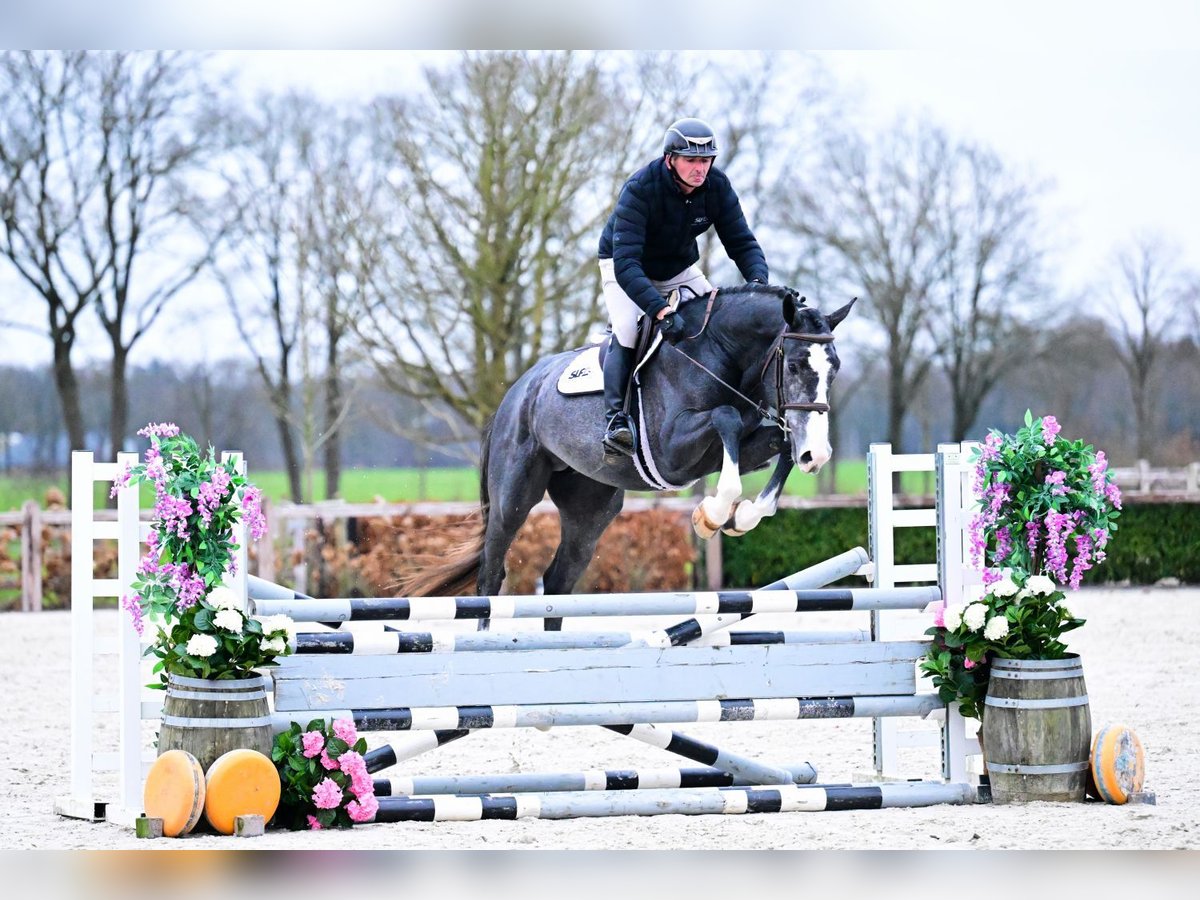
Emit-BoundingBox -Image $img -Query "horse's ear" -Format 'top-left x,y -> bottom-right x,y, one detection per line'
825,297 -> 857,331
782,294 -> 806,326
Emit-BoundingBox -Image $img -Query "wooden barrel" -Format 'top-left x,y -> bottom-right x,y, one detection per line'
981,655 -> 1091,803
158,674 -> 273,773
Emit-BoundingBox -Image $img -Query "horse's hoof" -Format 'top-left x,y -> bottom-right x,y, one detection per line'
720,500 -> 748,536
691,505 -> 719,540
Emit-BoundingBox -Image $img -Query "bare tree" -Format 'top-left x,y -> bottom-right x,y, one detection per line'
354,52 -> 637,446
1106,233 -> 1193,460
926,142 -> 1050,440
204,91 -> 374,500
1,52 -> 102,454
0,52 -> 223,459
776,118 -> 950,451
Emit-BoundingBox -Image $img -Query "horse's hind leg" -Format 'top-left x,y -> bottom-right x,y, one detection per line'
540,471 -> 624,629
477,452 -> 554,598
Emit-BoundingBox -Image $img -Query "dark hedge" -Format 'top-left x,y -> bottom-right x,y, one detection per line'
720,501 -> 1199,588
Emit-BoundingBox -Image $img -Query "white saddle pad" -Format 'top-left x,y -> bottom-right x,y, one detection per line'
556,345 -> 603,395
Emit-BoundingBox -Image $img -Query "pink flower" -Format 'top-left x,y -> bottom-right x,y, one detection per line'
137,422 -> 180,439
332,718 -> 358,745
933,604 -> 946,628
241,486 -> 268,541
963,657 -> 977,670
301,731 -> 325,758
312,778 -> 344,810
307,815 -> 323,831
121,593 -> 145,637
346,793 -> 379,823
1041,415 -> 1060,444
320,750 -> 340,771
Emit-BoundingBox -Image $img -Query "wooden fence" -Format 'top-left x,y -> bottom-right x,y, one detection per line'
3,460 -> 1198,611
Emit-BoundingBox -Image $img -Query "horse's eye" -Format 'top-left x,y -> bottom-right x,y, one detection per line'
786,361 -> 800,375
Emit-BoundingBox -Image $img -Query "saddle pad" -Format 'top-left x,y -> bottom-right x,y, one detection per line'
557,345 -> 603,395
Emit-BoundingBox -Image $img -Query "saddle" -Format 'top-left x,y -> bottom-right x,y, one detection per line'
556,288 -> 692,397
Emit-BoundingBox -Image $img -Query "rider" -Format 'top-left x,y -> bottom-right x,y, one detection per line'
597,117 -> 769,458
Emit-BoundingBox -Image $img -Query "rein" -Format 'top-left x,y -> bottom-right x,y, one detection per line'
668,324 -> 834,433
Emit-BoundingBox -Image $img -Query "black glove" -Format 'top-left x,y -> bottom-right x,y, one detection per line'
658,313 -> 687,344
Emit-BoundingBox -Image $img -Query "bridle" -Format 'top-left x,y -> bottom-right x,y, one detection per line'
763,331 -> 834,415
668,320 -> 834,434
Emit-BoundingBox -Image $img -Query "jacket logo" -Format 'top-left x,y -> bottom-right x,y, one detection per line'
567,366 -> 591,379
692,216 -> 708,225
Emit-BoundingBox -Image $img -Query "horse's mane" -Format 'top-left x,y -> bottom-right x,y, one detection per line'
711,283 -> 806,306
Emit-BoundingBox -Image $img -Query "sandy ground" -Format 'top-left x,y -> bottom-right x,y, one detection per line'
2,586 -> 1197,852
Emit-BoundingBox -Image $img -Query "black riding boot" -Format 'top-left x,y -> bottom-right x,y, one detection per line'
602,342 -> 636,458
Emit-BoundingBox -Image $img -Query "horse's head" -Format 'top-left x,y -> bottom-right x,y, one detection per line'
778,293 -> 855,474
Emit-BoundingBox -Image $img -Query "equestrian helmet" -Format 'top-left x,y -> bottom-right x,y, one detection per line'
663,118 -> 718,158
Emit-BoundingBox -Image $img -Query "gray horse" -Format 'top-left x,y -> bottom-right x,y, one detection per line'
403,284 -> 853,600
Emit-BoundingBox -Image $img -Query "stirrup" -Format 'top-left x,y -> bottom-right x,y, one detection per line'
602,416 -> 635,458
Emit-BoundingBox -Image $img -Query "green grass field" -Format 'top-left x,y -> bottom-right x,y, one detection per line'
1,461 -> 941,511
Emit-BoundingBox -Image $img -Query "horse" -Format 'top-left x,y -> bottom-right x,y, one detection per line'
402,283 -> 854,606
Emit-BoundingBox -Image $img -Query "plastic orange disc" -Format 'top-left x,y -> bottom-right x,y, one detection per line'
1090,723 -> 1146,805
203,748 -> 281,835
144,750 -> 206,837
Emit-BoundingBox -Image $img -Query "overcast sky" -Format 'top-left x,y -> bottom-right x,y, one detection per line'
2,1 -> 1198,367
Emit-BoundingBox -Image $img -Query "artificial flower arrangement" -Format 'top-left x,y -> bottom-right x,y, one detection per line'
919,412 -> 1122,718
116,423 -> 293,686
272,718 -> 379,829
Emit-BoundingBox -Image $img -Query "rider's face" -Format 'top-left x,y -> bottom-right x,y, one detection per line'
668,154 -> 713,192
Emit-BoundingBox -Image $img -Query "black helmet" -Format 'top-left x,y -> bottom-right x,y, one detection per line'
663,118 -> 718,158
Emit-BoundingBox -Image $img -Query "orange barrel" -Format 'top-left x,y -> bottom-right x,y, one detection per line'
1089,724 -> 1146,804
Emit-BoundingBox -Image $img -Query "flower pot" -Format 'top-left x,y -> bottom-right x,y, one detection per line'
157,673 -> 273,773
981,655 -> 1091,803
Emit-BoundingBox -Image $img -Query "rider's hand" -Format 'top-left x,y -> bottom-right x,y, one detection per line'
658,313 -> 687,344
748,277 -> 767,286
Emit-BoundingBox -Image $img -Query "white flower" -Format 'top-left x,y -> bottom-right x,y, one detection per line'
185,634 -> 218,658
1026,575 -> 1058,596
943,605 -> 965,630
207,586 -> 243,611
262,636 -> 287,655
255,614 -> 295,638
963,603 -> 988,631
1014,588 -> 1031,602
984,615 -> 1010,641
990,574 -> 1020,598
213,608 -> 244,632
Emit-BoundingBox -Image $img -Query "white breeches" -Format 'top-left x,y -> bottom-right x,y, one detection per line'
599,258 -> 713,349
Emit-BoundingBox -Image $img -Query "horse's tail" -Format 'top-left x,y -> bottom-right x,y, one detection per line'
393,419 -> 493,598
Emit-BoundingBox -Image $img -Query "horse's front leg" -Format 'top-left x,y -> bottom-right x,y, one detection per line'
723,447 -> 794,537
692,406 -> 745,540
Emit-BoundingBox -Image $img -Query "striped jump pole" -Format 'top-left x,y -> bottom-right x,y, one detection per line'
665,546 -> 870,646
361,730 -> 470,772
370,781 -> 976,822
371,762 -> 820,798
251,584 -> 940,624
604,723 -> 816,785
291,626 -> 874,655
272,694 -> 942,734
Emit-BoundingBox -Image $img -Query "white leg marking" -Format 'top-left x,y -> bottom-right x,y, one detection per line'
699,448 -> 742,527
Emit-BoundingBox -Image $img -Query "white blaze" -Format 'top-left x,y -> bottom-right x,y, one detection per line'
792,343 -> 832,473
